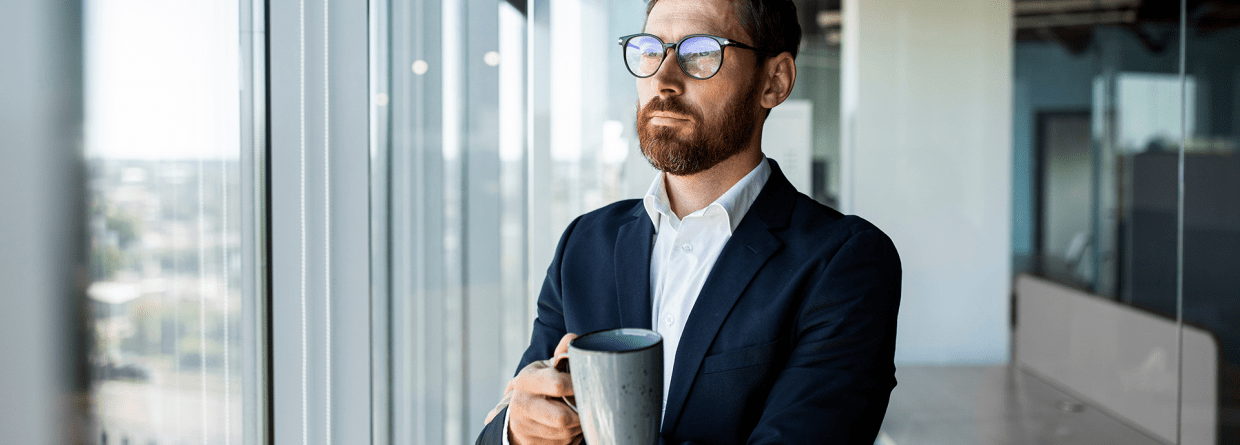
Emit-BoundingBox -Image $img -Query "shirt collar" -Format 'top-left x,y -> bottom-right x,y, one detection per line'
642,157 -> 771,234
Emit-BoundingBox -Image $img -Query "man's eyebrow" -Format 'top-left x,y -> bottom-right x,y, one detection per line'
643,29 -> 730,43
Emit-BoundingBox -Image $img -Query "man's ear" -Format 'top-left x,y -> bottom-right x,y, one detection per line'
759,53 -> 797,110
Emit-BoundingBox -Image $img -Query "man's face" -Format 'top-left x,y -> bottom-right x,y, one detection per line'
637,0 -> 763,176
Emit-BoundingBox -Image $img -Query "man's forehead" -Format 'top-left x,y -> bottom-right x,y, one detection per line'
644,0 -> 744,42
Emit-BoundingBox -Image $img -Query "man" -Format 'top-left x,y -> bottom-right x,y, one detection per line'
477,0 -> 901,442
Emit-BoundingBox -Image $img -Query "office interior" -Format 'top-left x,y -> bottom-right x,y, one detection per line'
2,0 -> 1238,444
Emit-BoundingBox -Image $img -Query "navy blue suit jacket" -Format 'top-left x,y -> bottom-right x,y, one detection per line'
477,160 -> 901,445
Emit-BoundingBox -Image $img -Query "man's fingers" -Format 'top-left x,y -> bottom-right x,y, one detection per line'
553,333 -> 577,357
509,391 -> 582,443
523,395 -> 580,430
512,420 -> 582,445
512,366 -> 574,397
521,359 -> 551,373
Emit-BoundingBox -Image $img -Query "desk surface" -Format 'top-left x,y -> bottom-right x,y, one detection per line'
877,365 -> 1168,445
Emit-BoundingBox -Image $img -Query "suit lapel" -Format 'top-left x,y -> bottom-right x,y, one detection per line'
615,203 -> 654,330
661,160 -> 797,432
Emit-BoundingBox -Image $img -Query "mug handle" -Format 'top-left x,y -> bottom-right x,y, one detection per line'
551,353 -> 577,413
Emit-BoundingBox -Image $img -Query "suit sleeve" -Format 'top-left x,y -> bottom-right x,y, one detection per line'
516,215 -> 584,370
746,229 -> 902,445
475,216 -> 584,445
475,407 -> 509,445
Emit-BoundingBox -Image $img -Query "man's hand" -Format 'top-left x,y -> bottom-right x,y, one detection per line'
505,333 -> 582,445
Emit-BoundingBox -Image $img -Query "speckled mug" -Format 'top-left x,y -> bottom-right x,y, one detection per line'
558,328 -> 663,445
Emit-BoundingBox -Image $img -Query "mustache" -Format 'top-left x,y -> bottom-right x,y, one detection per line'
639,96 -> 701,122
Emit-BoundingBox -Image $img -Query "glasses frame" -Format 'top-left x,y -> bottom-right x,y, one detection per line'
617,33 -> 769,80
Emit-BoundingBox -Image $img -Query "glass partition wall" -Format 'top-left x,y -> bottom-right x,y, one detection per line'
83,0 -> 267,444
1182,8 -> 1240,442
1015,0 -> 1239,442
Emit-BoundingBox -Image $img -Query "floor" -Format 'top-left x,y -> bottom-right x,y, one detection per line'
876,365 -> 1169,445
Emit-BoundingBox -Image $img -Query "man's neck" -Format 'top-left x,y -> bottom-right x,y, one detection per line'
664,148 -> 764,220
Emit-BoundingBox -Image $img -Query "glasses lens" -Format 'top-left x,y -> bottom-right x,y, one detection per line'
677,36 -> 723,79
625,35 -> 665,77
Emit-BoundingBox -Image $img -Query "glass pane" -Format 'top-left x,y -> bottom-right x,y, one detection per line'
1014,22 -> 1182,305
1183,7 -> 1240,443
383,0 -> 531,441
84,0 -> 264,444
1013,6 -> 1188,444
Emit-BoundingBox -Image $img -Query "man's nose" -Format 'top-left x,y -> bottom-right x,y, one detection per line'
650,48 -> 685,98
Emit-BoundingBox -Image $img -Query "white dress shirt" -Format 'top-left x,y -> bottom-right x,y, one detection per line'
643,158 -> 771,419
504,158 -> 771,443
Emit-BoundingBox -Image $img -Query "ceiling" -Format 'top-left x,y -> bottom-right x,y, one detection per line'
795,0 -> 1240,53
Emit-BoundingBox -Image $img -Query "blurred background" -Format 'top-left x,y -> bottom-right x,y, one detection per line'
2,0 -> 1237,444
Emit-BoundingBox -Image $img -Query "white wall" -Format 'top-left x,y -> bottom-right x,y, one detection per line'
841,0 -> 1014,364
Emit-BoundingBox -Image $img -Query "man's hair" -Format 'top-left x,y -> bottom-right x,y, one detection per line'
645,0 -> 802,60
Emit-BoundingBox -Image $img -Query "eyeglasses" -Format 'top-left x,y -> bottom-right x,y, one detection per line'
617,33 -> 767,80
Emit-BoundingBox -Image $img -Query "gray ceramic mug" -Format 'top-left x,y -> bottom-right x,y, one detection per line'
552,328 -> 663,445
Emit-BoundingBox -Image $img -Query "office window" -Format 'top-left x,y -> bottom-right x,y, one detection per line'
84,0 -> 266,444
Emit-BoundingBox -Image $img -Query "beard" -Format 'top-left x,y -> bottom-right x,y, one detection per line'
637,85 -> 759,176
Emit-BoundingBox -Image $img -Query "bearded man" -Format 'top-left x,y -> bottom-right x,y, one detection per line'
476,0 -> 902,443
